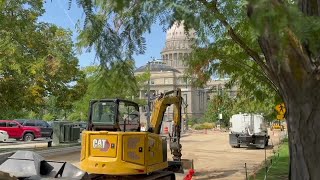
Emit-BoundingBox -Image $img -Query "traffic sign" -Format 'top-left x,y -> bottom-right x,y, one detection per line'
275,103 -> 286,115
277,114 -> 285,120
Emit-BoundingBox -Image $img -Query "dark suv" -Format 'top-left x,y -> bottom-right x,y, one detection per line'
15,119 -> 53,138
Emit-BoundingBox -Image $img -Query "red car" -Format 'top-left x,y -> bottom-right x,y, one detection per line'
0,120 -> 41,141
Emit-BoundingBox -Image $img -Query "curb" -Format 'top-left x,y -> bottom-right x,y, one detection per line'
0,139 -> 52,146
0,145 -> 81,159
37,146 -> 81,158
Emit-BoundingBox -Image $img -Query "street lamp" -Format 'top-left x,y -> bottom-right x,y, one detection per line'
146,60 -> 153,130
145,58 -> 164,130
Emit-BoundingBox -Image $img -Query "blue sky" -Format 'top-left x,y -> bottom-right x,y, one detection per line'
39,0 -> 166,68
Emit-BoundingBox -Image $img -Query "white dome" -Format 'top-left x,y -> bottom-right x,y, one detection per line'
166,21 -> 195,40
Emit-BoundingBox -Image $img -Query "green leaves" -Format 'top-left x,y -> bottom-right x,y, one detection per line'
203,90 -> 277,125
75,0 -> 158,69
71,0 -> 320,121
68,63 -> 147,121
0,0 -> 86,118
203,93 -> 234,125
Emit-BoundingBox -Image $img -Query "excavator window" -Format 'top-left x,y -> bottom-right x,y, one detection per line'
91,101 -> 116,125
89,99 -> 140,132
118,102 -> 140,132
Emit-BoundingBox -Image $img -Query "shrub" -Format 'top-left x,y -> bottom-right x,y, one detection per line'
193,124 -> 203,130
193,122 -> 215,130
203,122 -> 215,129
43,113 -> 55,121
68,113 -> 82,121
187,117 -> 199,126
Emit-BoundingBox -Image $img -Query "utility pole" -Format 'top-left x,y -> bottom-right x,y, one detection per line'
146,61 -> 151,130
184,77 -> 189,130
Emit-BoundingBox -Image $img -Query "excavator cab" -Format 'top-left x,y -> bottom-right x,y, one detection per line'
78,89 -> 190,179
87,99 -> 140,132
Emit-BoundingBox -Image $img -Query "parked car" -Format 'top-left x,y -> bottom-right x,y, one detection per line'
0,120 -> 41,141
0,130 -> 9,142
15,119 -> 53,138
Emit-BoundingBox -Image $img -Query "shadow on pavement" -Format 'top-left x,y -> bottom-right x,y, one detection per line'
194,169 -> 238,180
245,145 -> 274,150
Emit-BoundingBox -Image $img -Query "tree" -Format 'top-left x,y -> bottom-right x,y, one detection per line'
68,65 -> 149,121
0,1 -> 86,118
203,90 -> 276,127
72,0 -> 320,178
230,93 -> 277,122
203,93 -> 233,125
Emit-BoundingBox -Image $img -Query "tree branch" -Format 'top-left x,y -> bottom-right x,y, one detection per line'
198,0 -> 282,93
285,28 -> 315,73
298,0 -> 320,16
258,35 -> 289,99
222,58 -> 281,95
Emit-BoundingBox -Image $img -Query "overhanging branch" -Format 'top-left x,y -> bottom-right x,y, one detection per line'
223,58 -> 281,95
298,0 -> 320,16
286,28 -> 315,73
198,0 -> 282,93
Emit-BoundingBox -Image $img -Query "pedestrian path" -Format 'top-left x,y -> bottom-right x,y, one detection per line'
0,142 -> 48,149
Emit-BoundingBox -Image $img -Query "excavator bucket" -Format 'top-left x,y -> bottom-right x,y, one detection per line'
181,159 -> 194,170
0,150 -> 89,180
167,159 -> 194,174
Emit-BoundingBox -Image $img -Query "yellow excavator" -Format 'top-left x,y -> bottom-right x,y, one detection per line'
0,88 -> 188,180
80,88 -> 185,179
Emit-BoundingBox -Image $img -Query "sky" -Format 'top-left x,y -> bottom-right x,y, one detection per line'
39,0 -> 167,68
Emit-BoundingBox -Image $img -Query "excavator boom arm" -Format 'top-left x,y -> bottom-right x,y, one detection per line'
150,88 -> 182,133
149,88 -> 183,161
150,97 -> 181,134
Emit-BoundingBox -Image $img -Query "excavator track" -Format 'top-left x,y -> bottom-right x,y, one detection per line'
0,151 -> 182,180
88,171 -> 175,180
86,160 -> 185,180
0,172 -> 175,180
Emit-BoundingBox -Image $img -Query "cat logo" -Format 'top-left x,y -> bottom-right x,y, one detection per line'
92,139 -> 110,151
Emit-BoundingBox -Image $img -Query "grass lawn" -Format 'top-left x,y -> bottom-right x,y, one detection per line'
250,140 -> 289,180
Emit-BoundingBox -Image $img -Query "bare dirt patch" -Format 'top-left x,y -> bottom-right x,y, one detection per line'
177,129 -> 286,180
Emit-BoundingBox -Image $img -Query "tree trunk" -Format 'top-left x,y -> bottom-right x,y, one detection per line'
246,1 -> 320,178
285,92 -> 320,180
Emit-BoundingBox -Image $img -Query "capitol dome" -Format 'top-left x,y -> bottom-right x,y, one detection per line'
166,21 -> 196,41
135,60 -> 180,73
161,21 -> 195,73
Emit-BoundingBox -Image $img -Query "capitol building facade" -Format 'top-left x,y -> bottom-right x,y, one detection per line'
135,22 -> 236,124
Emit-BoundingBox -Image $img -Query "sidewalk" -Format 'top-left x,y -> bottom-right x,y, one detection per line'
0,145 -> 81,159
0,142 -> 49,149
